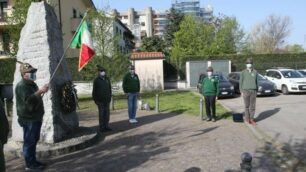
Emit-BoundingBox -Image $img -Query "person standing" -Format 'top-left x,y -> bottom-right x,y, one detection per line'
239,58 -> 259,125
0,95 -> 9,172
92,65 -> 112,132
201,66 -> 219,122
122,65 -> 140,123
15,62 -> 49,170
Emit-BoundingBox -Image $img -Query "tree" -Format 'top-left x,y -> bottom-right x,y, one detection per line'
170,14 -> 246,78
140,36 -> 165,52
164,8 -> 184,50
6,0 -> 34,56
210,16 -> 246,54
248,14 -> 291,54
85,9 -> 130,82
6,0 -> 58,56
170,15 -> 214,79
284,44 -> 304,53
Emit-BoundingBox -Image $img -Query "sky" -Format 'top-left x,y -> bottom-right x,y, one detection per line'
93,0 -> 306,48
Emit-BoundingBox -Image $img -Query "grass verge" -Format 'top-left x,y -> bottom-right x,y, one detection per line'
78,90 -> 231,119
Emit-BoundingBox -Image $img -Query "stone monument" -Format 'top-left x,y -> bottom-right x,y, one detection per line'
11,2 -> 79,144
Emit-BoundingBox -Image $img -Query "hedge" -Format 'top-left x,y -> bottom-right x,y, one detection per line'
1,53 -> 306,83
183,53 -> 306,74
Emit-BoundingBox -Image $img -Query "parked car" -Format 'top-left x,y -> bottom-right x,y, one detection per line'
265,68 -> 306,94
197,73 -> 235,98
228,72 -> 277,96
297,69 -> 306,77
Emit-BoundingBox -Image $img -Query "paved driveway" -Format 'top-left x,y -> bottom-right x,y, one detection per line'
218,93 -> 306,145
5,110 -> 281,172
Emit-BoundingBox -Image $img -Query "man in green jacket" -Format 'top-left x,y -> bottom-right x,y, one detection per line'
201,66 -> 219,122
92,65 -> 112,132
15,62 -> 49,170
239,58 -> 259,125
122,65 -> 140,123
0,94 -> 9,172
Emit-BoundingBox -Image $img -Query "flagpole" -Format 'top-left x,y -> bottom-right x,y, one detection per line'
49,9 -> 91,83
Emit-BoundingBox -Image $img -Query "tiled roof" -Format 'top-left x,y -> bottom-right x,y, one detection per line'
130,52 -> 165,60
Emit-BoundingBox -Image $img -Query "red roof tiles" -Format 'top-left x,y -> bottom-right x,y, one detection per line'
130,52 -> 165,60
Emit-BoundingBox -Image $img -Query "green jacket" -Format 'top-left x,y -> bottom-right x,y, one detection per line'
15,79 -> 45,123
92,76 -> 112,103
122,73 -> 140,93
201,76 -> 220,96
0,98 -> 9,144
239,69 -> 259,91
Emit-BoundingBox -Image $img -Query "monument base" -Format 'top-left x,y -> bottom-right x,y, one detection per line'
4,127 -> 99,158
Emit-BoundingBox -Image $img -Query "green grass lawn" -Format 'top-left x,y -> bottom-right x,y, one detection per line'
78,90 -> 231,119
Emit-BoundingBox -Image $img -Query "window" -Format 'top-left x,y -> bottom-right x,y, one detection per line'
273,72 -> 282,79
281,70 -> 303,78
116,27 -> 119,34
266,71 -> 274,77
73,9 -> 77,18
141,22 -> 145,26
0,1 -> 7,14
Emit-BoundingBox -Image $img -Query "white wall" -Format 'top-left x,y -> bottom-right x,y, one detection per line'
134,59 -> 164,91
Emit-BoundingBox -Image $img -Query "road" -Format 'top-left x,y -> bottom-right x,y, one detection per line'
219,93 -> 306,145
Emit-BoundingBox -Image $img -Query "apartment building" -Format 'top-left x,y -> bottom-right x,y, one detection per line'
172,0 -> 213,22
114,7 -> 169,47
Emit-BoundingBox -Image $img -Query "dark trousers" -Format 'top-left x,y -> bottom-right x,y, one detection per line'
20,121 -> 42,167
242,90 -> 257,120
205,95 -> 216,119
97,102 -> 110,130
0,141 -> 5,172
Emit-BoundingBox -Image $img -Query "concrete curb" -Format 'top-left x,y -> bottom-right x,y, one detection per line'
4,127 -> 99,158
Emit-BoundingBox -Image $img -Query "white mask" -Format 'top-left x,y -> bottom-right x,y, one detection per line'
246,64 -> 252,69
100,71 -> 106,76
24,73 -> 36,81
207,72 -> 213,77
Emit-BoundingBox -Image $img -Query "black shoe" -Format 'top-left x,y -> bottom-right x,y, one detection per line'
35,161 -> 46,166
25,164 -> 46,171
206,118 -> 212,121
104,127 -> 112,131
99,127 -> 112,132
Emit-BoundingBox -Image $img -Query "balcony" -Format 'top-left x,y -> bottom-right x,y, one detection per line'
0,50 -> 9,59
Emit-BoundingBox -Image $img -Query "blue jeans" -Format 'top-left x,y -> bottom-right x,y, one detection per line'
97,102 -> 110,130
127,93 -> 138,120
20,121 -> 42,167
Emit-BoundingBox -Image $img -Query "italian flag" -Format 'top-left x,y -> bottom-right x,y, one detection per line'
71,20 -> 95,71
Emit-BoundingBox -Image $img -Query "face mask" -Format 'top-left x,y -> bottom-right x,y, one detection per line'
207,72 -> 213,77
246,64 -> 252,69
100,71 -> 106,76
29,73 -> 36,81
